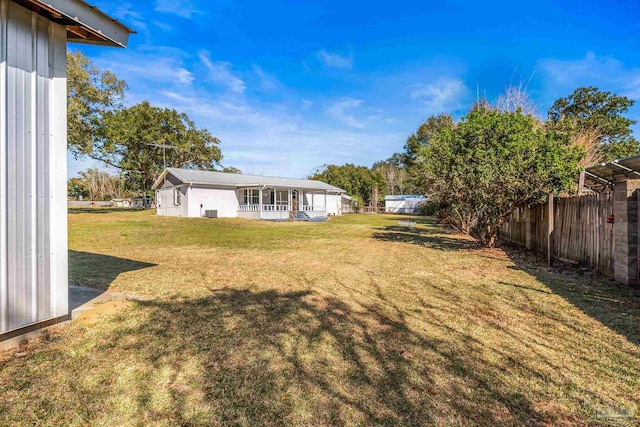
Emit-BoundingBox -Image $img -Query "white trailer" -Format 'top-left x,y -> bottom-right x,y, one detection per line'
384,195 -> 429,214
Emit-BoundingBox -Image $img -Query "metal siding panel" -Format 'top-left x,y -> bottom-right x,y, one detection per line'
28,13 -> 37,323
1,2 -> 60,334
0,0 -> 7,332
48,22 -> 67,320
10,3 -> 30,329
36,16 -> 50,320
6,3 -> 29,329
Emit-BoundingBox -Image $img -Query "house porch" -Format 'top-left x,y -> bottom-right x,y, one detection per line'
237,187 -> 327,220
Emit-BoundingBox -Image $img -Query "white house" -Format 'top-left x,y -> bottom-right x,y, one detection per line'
152,168 -> 347,220
384,195 -> 428,214
0,0 -> 132,342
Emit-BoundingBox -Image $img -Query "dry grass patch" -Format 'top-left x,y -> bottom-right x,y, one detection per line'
0,210 -> 638,425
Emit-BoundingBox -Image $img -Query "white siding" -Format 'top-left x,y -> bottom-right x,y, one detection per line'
188,186 -> 239,218
385,200 -> 405,213
156,186 -> 189,217
0,0 -> 68,334
326,194 -> 341,216
385,197 -> 427,214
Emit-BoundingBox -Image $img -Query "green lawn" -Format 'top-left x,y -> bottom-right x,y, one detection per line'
1,210 -> 639,426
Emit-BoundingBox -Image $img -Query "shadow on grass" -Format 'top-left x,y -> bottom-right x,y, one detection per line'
68,208 -> 149,214
372,224 -> 640,347
501,245 -> 640,346
69,250 -> 157,291
372,225 -> 480,251
21,288 -> 556,425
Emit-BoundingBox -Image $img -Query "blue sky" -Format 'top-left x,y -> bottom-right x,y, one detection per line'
70,0 -> 640,178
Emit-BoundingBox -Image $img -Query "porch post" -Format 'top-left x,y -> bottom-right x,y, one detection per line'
273,188 -> 277,209
259,187 -> 263,219
324,191 -> 327,212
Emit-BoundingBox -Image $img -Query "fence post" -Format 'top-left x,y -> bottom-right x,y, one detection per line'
524,207 -> 532,249
547,193 -> 554,266
578,171 -> 586,195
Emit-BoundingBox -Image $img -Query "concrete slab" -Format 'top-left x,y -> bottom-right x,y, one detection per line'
69,285 -> 106,318
1,286 -> 149,351
69,285 -> 150,320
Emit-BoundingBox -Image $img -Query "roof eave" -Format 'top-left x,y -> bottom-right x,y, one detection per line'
15,0 -> 134,48
151,170 -> 172,190
191,182 -> 344,192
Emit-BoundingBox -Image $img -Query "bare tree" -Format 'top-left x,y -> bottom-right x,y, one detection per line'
496,80 -> 537,116
80,168 -> 129,201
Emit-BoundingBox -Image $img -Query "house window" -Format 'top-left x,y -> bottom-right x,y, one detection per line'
173,188 -> 181,206
243,189 -> 259,204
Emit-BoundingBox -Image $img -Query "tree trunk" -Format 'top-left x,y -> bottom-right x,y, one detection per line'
477,224 -> 497,247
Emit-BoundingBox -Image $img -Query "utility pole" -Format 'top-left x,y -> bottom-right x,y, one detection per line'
145,142 -> 177,170
144,143 -> 178,207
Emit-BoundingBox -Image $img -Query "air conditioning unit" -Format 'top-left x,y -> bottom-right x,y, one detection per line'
204,210 -> 218,218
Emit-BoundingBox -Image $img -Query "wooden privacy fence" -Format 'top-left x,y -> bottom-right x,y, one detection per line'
499,193 -> 615,276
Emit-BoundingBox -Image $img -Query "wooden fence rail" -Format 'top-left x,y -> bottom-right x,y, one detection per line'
499,193 -> 614,276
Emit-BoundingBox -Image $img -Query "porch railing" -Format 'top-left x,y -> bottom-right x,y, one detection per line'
238,204 -> 260,212
238,204 -> 290,212
262,204 -> 291,211
238,204 -> 326,212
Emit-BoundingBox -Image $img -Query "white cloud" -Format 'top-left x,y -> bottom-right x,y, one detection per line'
96,53 -> 194,86
326,98 -> 386,129
199,51 -> 246,93
111,3 -> 146,31
152,20 -> 174,33
159,91 -> 298,134
252,65 -> 280,91
155,0 -> 199,19
327,98 -> 365,128
317,50 -> 354,69
409,77 -> 467,114
538,52 -> 640,100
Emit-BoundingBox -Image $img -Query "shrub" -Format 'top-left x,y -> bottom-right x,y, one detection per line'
417,201 -> 441,216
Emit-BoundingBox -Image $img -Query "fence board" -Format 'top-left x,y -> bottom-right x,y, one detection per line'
499,193 -> 614,276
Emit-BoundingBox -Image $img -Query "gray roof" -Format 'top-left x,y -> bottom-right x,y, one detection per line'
152,168 -> 346,192
384,195 -> 428,201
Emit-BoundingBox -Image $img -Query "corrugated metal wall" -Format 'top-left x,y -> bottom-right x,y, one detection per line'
0,0 -> 68,335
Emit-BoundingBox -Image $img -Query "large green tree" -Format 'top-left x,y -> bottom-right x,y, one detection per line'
309,164 -> 385,206
547,86 -> 639,165
404,114 -> 455,194
423,107 -> 582,246
67,50 -> 126,156
95,101 -> 222,191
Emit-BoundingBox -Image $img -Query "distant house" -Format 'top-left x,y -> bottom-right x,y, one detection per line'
384,195 -> 428,214
152,168 -> 347,219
